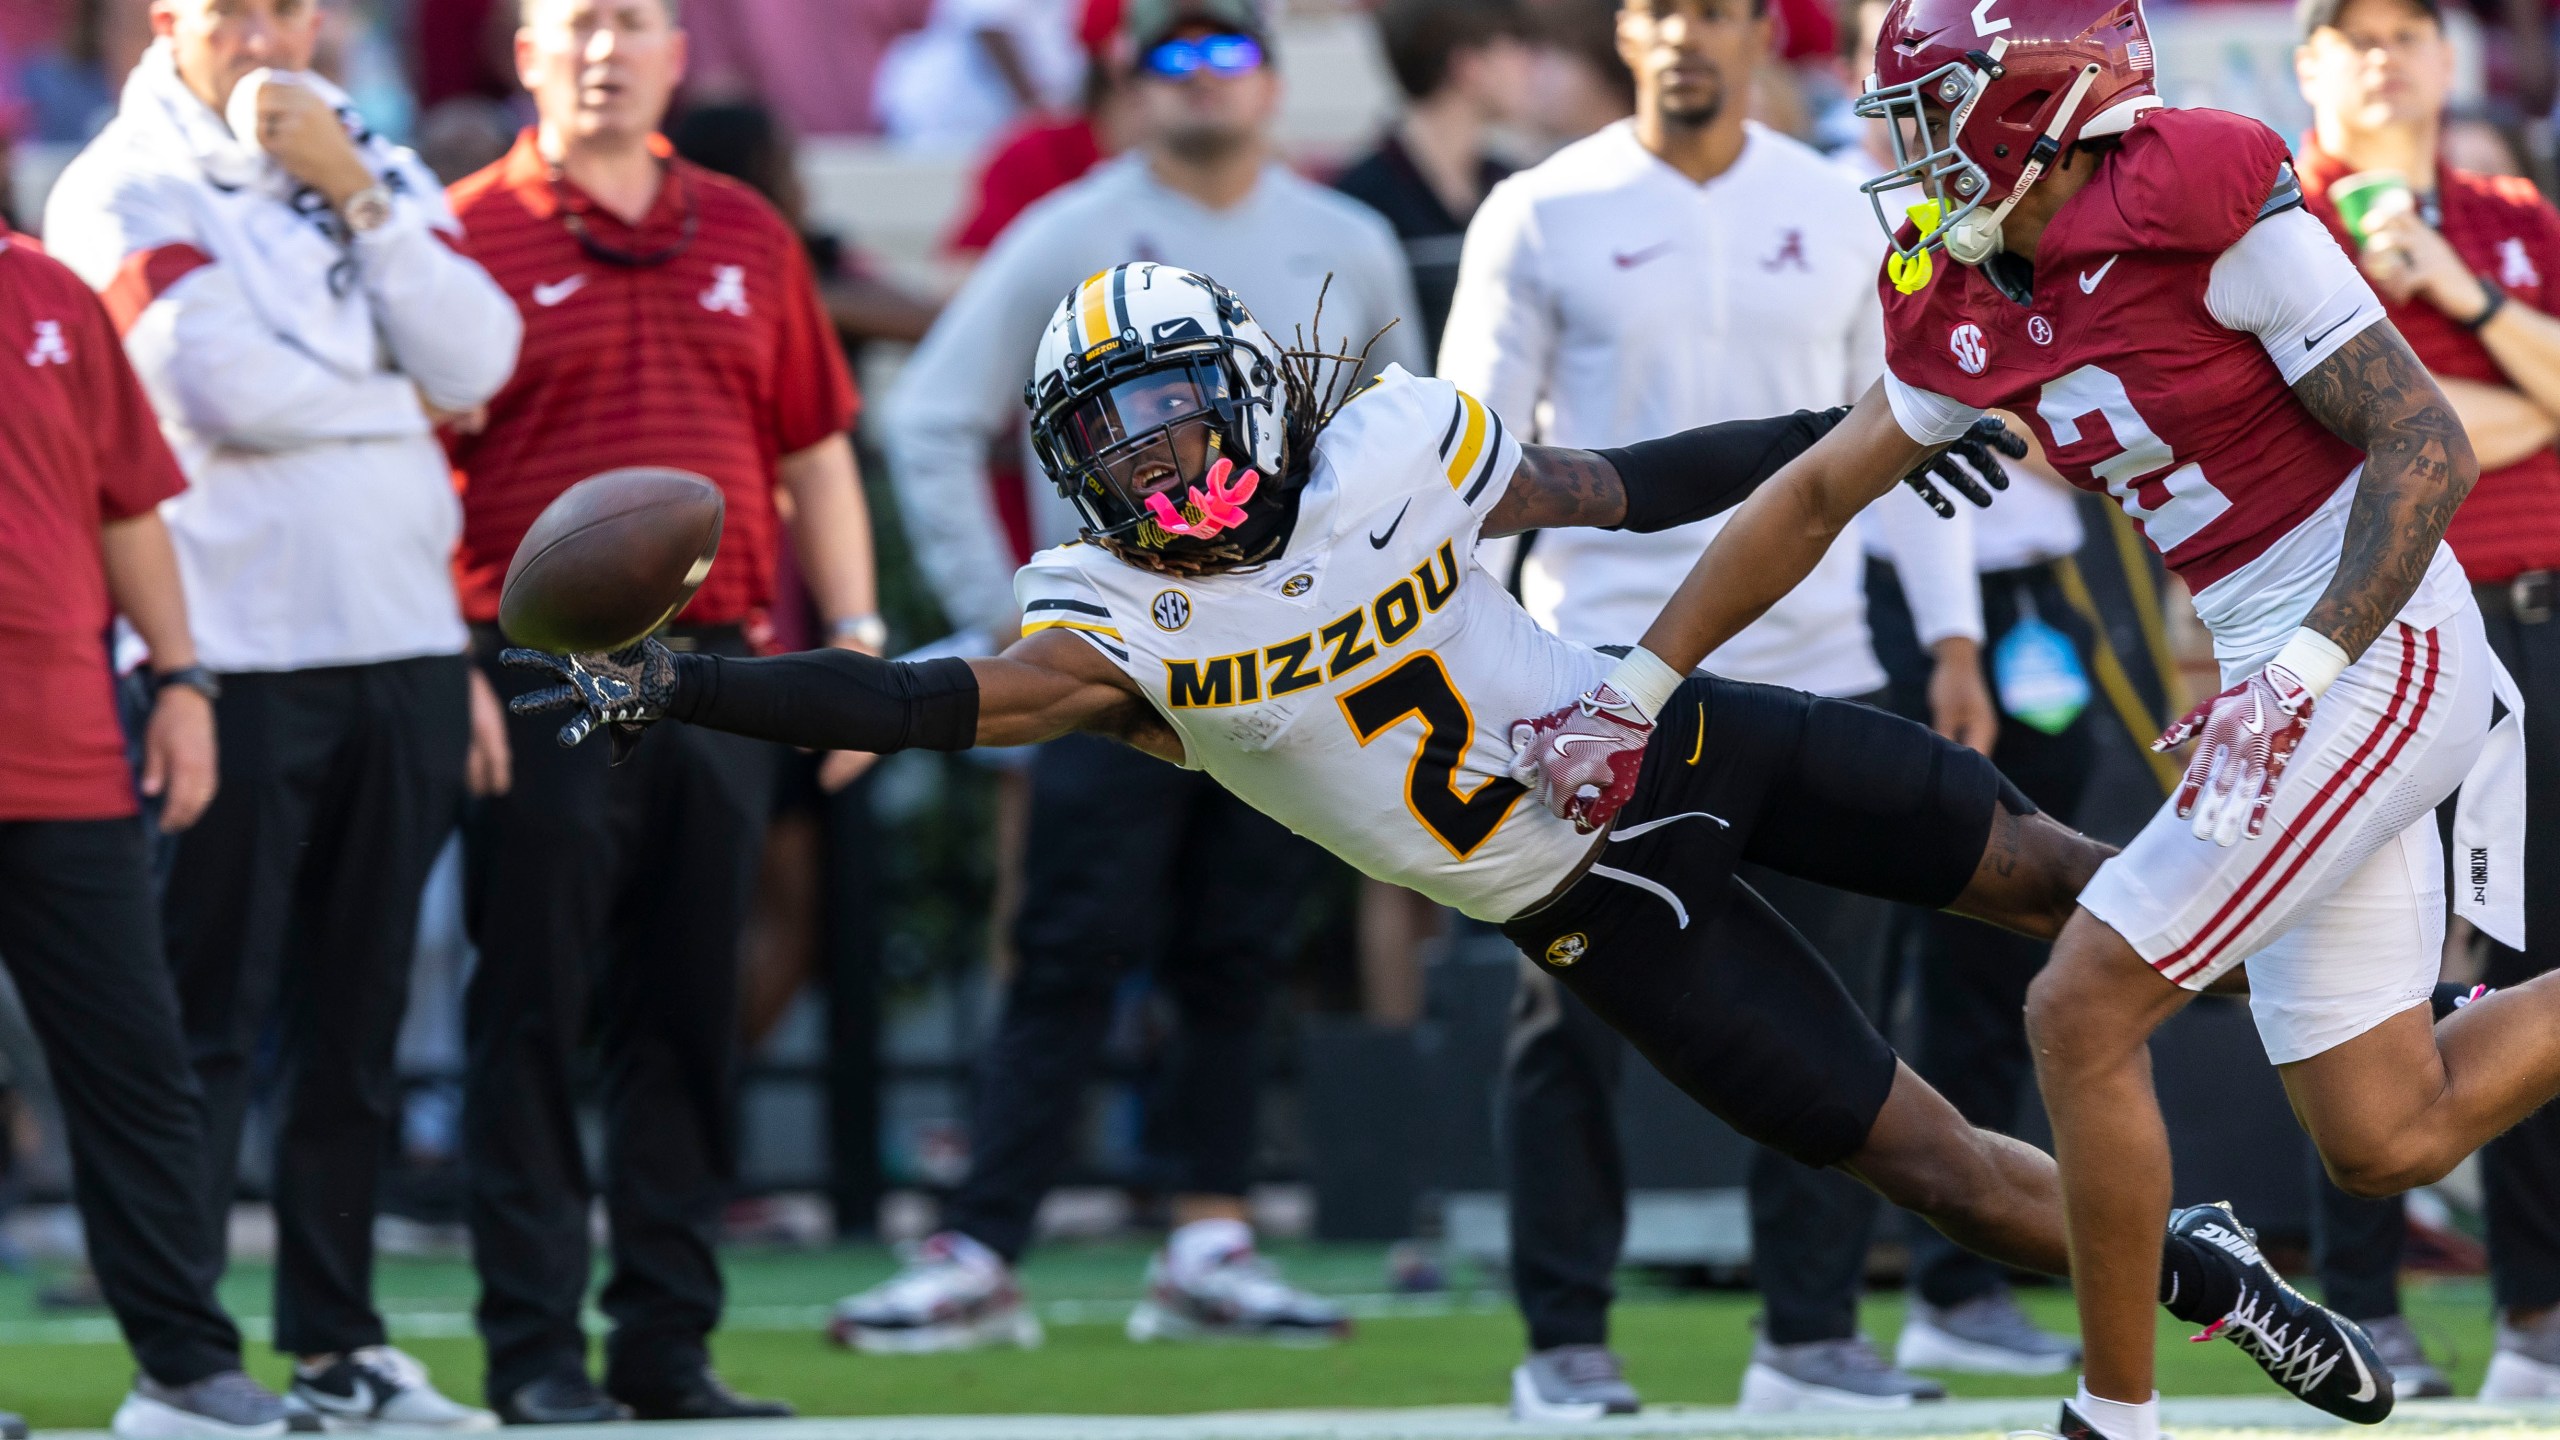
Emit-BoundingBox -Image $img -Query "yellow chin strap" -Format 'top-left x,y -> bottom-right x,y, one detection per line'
1887,201 -> 1943,294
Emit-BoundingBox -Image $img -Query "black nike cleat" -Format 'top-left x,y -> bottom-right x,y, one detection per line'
2173,1202 -> 2394,1424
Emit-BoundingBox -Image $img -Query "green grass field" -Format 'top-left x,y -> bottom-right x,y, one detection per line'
0,1244 -> 2512,1430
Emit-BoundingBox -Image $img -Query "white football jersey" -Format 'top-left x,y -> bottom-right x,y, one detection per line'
1015,366 -> 1612,922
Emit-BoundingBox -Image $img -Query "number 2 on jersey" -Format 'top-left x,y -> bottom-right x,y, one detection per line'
1339,652 -> 1527,860
2036,364 -> 2232,550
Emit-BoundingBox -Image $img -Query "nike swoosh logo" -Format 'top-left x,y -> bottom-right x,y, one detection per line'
1368,499 -> 1412,549
2304,310 -> 2360,349
1552,733 -> 1619,754
532,274 -> 588,307
2078,256 -> 2119,293
2342,1335 -> 2379,1403
1614,242 -> 1674,270
2242,694 -> 2265,736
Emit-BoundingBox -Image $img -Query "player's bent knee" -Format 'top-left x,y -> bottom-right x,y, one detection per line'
2321,1134 -> 2461,1199
2322,1150 -> 2435,1200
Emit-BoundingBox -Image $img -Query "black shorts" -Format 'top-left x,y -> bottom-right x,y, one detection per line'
1500,675 -> 2010,1167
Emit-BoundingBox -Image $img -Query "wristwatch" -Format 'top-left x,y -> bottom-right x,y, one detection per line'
2464,277 -> 2507,332
340,184 -> 394,235
830,614 -> 890,651
154,664 -> 222,703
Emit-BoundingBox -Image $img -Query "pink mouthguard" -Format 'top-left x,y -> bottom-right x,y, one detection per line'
1144,457 -> 1259,539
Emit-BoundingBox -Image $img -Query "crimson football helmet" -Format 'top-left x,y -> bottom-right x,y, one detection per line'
1856,0 -> 2161,266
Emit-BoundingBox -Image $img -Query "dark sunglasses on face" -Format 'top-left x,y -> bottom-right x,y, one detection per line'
1142,32 -> 1265,79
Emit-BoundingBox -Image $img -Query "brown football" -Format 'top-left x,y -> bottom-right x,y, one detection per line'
499,468 -> 724,654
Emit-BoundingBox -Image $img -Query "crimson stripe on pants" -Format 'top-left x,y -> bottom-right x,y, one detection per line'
2160,626 -> 2442,985
2150,624 -> 2426,983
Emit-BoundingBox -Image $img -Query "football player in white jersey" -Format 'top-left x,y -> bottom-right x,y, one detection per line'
505,262 -> 2380,1412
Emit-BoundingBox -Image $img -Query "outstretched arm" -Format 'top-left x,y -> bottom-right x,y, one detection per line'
1484,397 -> 2016,539
1499,385 -> 2011,834
505,628 -> 1179,765
2289,322 -> 2477,662
1631,382 -> 1935,675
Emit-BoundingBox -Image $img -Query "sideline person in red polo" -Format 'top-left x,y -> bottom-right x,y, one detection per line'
443,0 -> 877,1422
0,224 -> 285,1440
2294,0 -> 2560,1400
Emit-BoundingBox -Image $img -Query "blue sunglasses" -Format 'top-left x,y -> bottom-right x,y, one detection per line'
1142,32 -> 1266,78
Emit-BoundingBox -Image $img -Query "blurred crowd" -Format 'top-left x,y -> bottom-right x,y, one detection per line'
1,0 -> 2559,1434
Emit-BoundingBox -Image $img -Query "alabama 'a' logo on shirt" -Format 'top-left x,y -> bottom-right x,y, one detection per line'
2500,237 -> 2541,290
699,265 -> 750,317
24,319 -> 68,367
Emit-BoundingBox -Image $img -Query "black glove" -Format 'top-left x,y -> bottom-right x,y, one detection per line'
503,638 -> 680,765
1900,415 -> 2027,518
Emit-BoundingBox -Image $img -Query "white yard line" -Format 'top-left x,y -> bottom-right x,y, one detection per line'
0,1293 -> 1510,1347
33,1398 -> 2560,1440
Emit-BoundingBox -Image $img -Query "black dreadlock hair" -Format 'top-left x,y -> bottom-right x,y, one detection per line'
1090,277 -> 1398,578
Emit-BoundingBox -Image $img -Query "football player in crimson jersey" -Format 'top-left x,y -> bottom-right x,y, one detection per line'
503,263 -> 2381,1413
1508,0 -> 2560,1431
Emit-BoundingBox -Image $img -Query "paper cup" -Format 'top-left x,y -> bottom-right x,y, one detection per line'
2330,170 -> 2412,246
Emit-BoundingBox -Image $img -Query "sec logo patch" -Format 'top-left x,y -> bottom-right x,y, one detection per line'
2027,315 -> 2053,346
1949,323 -> 1989,375
1544,933 -> 1589,968
1281,573 -> 1314,598
1151,590 -> 1192,632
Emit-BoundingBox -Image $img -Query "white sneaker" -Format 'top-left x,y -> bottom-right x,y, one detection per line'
1124,1218 -> 1350,1345
1510,1345 -> 1641,1421
1896,1291 -> 2081,1375
1737,1336 -> 1947,1411
287,1347 -> 495,1431
2480,1312 -> 2560,1399
113,1372 -> 289,1440
828,1231 -> 1043,1354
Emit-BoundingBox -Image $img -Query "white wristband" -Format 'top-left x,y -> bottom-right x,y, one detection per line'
1603,646 -> 1687,722
2271,627 -> 2351,698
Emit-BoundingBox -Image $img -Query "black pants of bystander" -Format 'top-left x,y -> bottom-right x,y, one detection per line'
0,818 -> 242,1383
161,653 -> 468,1358
942,733 -> 1322,1263
464,628 -> 774,1403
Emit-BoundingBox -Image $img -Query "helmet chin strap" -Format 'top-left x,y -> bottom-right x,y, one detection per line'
1946,62 -> 2104,266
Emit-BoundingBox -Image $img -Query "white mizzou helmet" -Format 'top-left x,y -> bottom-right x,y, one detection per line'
1025,262 -> 1294,573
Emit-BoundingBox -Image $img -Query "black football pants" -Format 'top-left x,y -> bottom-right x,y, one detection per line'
1869,561 -> 2100,1310
943,733 -> 1319,1264
464,629 -> 773,1401
1502,864 -> 1893,1350
0,818 -> 242,1384
160,654 -> 468,1357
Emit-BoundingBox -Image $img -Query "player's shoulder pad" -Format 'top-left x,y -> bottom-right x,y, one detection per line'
1314,364 -> 1509,509
1014,544 -> 1132,661
2087,107 -> 2295,256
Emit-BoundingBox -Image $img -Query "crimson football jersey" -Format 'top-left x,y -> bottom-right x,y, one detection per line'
1880,109 -> 2366,603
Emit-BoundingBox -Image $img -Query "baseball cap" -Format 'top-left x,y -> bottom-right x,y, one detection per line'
2295,0 -> 2440,40
1124,0 -> 1271,52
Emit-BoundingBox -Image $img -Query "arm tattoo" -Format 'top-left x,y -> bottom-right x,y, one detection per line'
1482,445 -> 1627,538
2290,322 -> 2477,661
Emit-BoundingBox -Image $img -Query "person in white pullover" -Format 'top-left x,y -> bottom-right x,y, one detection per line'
839,0 -> 1421,1353
1436,0 -> 2025,1417
45,0 -> 519,1428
